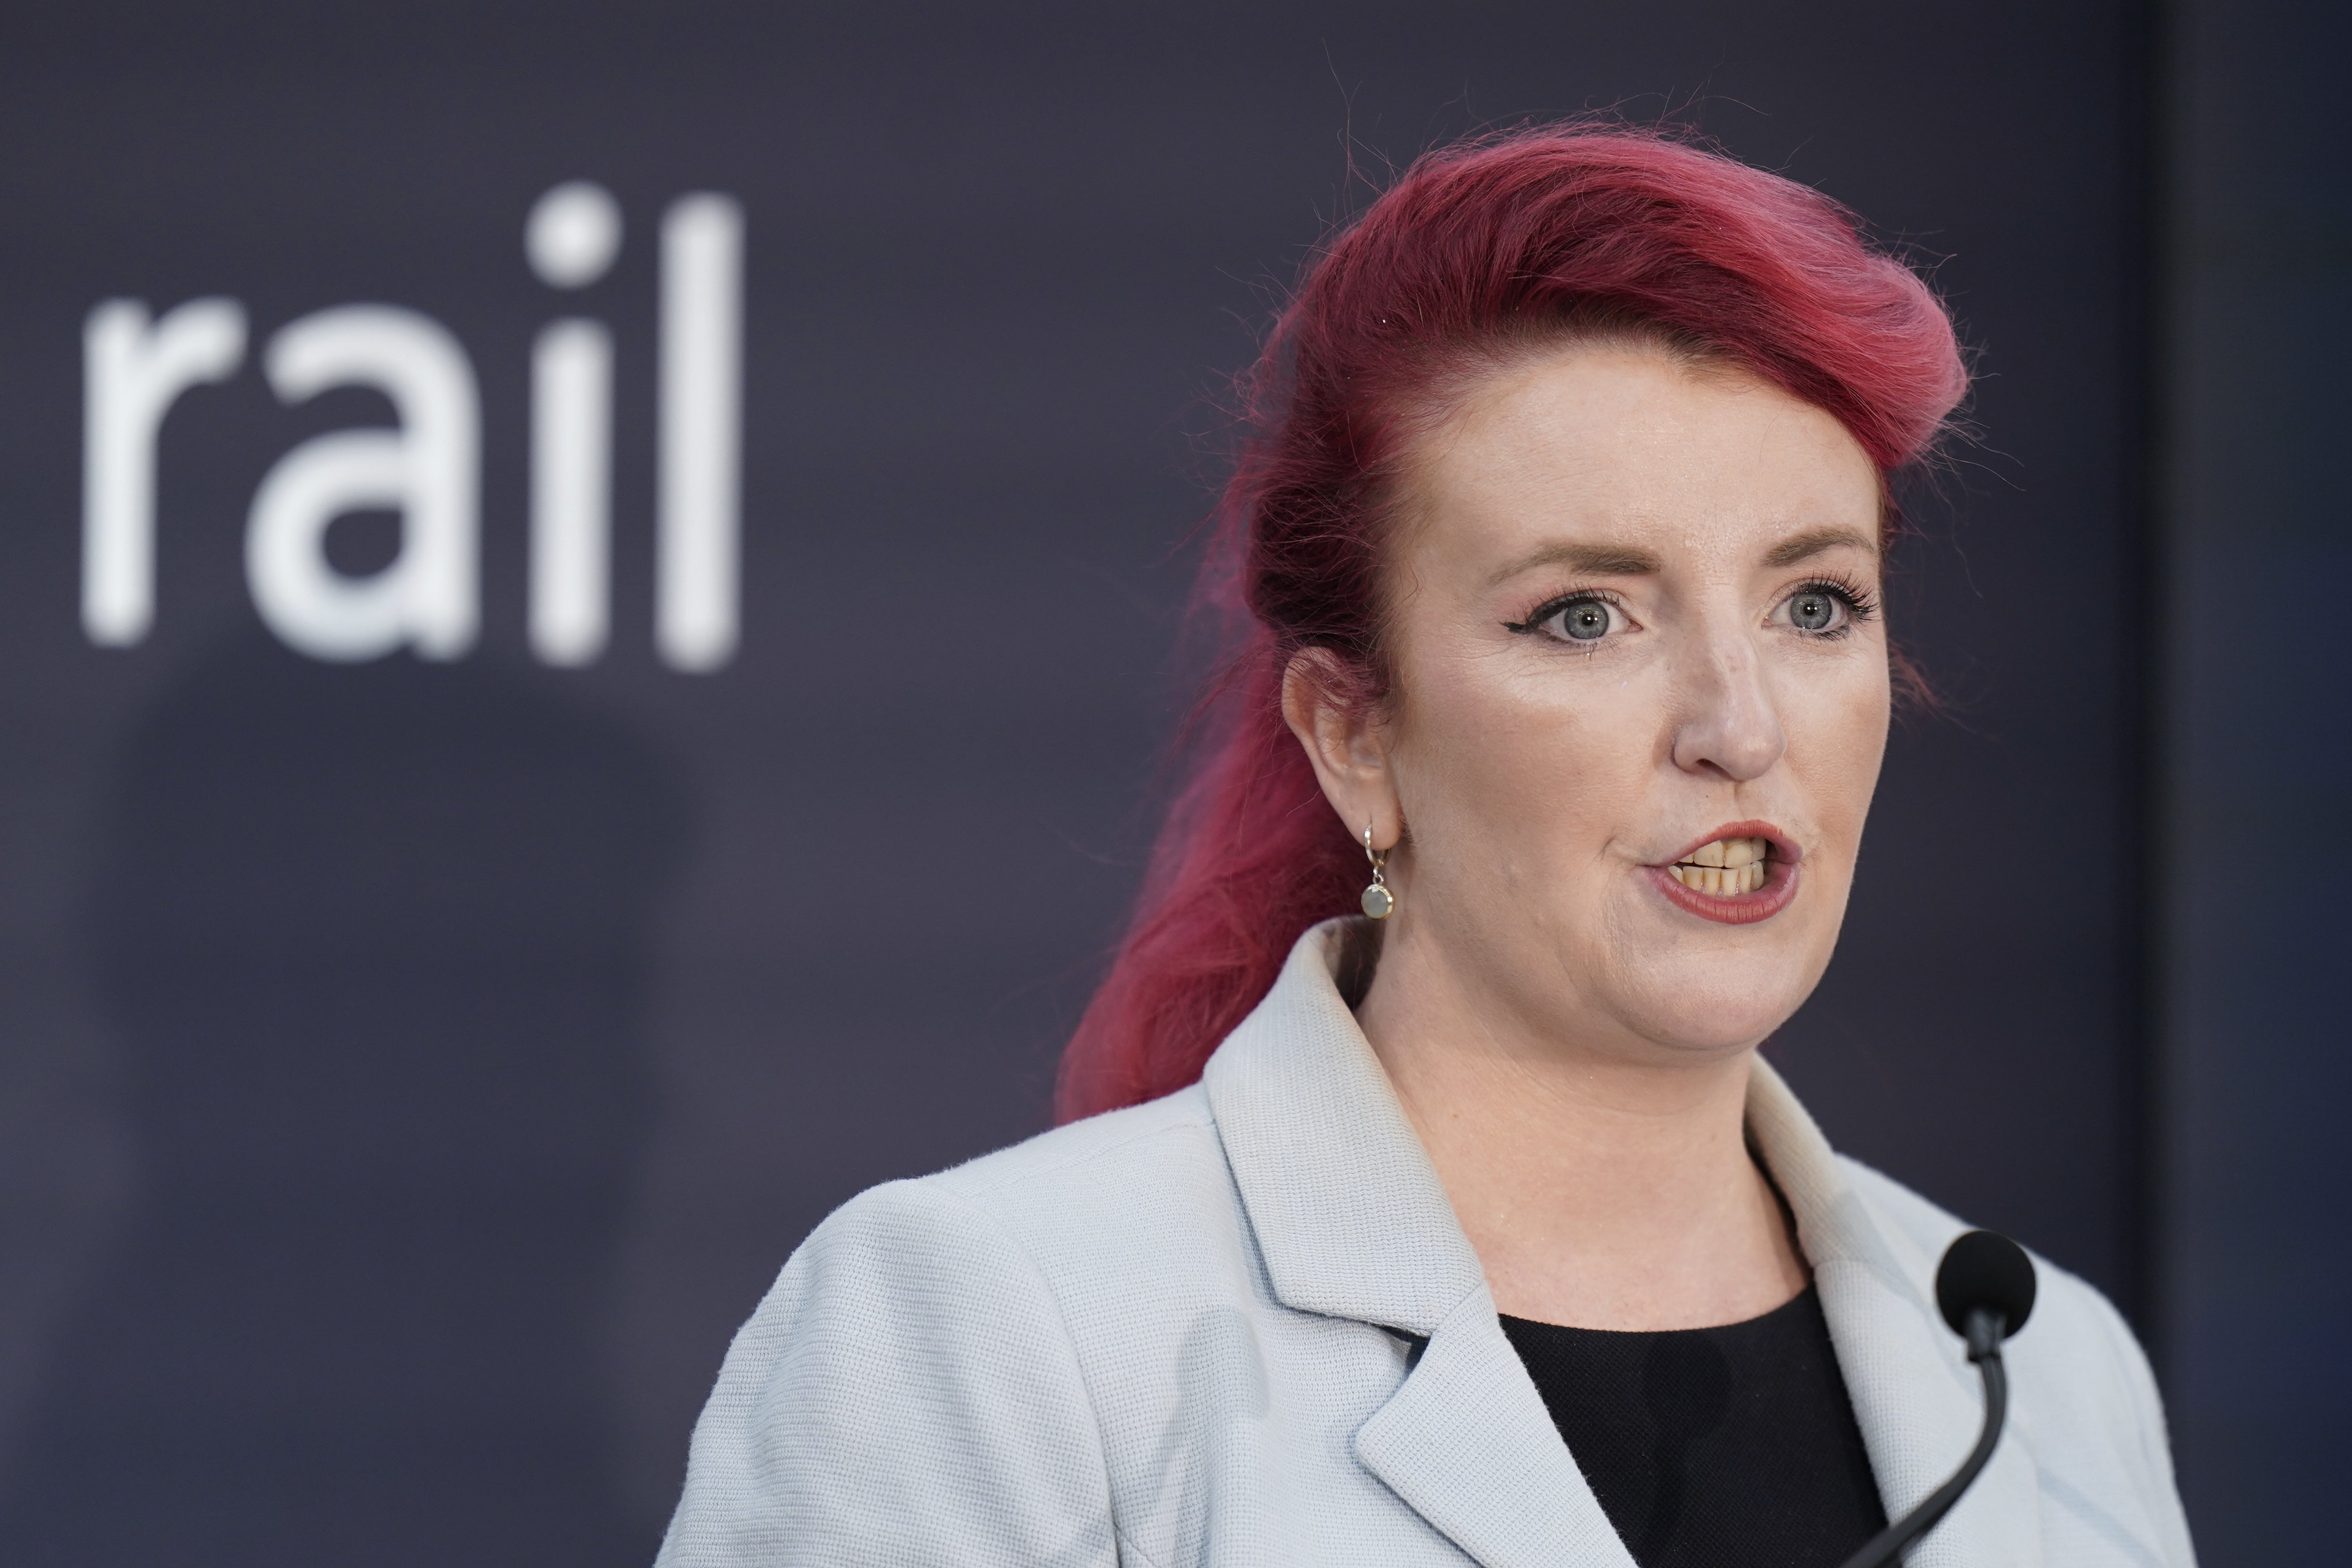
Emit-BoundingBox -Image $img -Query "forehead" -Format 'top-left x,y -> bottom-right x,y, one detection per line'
1399,343 -> 1882,572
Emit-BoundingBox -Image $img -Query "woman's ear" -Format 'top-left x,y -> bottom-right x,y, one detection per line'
1280,649 -> 1403,852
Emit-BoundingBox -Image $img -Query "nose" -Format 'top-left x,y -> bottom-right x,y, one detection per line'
1669,620 -> 1786,783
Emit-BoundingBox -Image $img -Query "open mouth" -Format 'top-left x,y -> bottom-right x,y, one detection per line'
1647,824 -> 1800,924
1666,835 -> 1770,896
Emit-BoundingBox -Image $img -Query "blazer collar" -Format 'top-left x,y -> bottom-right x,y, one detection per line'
1200,919 -> 2044,1568
1200,921 -> 1484,1336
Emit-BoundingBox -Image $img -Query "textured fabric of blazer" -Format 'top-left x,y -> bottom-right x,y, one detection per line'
657,920 -> 2196,1568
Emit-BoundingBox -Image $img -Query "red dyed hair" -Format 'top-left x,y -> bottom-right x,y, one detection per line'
1055,125 -> 1968,1122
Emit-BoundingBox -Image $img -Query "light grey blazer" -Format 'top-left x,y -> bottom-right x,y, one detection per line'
657,921 -> 2195,1568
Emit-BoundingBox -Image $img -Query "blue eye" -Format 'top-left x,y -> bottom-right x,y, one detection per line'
1778,578 -> 1877,636
1555,598 -> 1612,641
1503,592 -> 1627,645
1789,591 -> 1838,632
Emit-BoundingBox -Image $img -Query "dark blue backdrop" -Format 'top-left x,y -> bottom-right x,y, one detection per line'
0,2 -> 2333,1562
2159,1 -> 2352,1560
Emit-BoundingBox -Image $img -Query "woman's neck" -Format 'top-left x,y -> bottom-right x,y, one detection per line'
1353,925 -> 1809,1331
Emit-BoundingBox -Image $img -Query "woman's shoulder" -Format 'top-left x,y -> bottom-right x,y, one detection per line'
830,1081 -> 1231,1235
929,1081 -> 1229,1210
1829,1157 -> 2194,1564
658,1089 -> 1248,1567
1833,1154 -> 2186,1516
796,1082 -> 1254,1312
1831,1153 -> 2138,1343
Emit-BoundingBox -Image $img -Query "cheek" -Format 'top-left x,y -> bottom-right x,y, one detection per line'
1392,647 -> 1659,858
1788,658 -> 1891,835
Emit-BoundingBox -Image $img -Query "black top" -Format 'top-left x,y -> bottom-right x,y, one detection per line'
1499,1284 -> 1886,1568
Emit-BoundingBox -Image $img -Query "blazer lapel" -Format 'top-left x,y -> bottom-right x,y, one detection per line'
1749,1061 -> 2045,1568
1202,922 -> 1628,1568
1352,1293 -> 1639,1568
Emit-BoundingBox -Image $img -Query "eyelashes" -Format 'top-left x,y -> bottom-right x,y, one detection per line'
1502,574 -> 1881,646
1502,588 -> 1626,642
1786,573 -> 1880,637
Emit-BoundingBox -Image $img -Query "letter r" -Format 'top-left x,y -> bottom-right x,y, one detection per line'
82,298 -> 247,645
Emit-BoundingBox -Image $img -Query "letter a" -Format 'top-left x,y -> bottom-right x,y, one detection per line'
83,298 -> 246,645
246,306 -> 480,661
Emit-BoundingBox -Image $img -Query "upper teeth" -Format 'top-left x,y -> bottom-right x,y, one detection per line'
1671,836 -> 1769,895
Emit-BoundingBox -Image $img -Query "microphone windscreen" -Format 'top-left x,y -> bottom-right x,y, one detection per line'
1934,1229 -> 2038,1340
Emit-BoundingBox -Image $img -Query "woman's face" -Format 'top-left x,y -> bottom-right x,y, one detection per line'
1306,342 -> 1891,1061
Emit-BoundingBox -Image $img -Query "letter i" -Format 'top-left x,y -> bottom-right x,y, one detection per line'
525,181 -> 622,666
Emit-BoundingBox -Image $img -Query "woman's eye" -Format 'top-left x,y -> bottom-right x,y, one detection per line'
1545,598 -> 1617,642
1785,589 -> 1843,634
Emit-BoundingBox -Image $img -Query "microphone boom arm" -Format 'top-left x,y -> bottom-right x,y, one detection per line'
1837,1308 -> 2011,1568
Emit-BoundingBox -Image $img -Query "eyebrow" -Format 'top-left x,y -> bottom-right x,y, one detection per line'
1762,526 -> 1879,567
1485,540 -> 1664,587
1484,525 -> 1876,587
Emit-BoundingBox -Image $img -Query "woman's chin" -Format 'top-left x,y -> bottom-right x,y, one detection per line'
1625,1009 -> 1795,1058
1594,968 -> 1815,1058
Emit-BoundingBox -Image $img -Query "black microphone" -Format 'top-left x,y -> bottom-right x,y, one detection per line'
1837,1230 -> 2038,1568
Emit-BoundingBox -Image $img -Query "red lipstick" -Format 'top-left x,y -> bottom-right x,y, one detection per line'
1645,820 -> 1801,926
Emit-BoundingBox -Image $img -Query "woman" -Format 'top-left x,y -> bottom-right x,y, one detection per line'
658,127 -> 2195,1567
